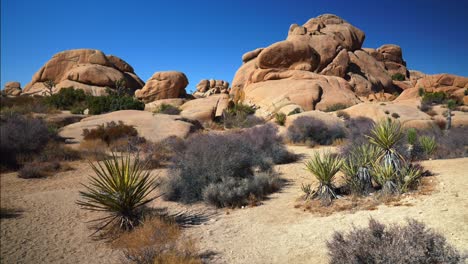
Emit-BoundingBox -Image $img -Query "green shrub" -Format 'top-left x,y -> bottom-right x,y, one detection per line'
422,91 -> 447,104
87,95 -> 144,115
0,96 -> 54,114
391,73 -> 405,81
274,112 -> 286,126
419,135 -> 437,158
327,218 -> 462,264
406,128 -> 417,146
44,87 -> 87,110
418,87 -> 425,97
70,105 -> 86,114
304,151 -> 342,205
287,116 -> 345,145
82,121 -> 139,146
222,103 -> 263,129
391,113 -> 400,119
226,103 -> 255,115
366,119 -> 404,171
152,104 -> 181,115
324,103 -> 349,112
77,153 -> 159,231
446,99 -> 457,110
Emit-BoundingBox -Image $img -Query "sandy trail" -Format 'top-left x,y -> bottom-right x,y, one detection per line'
1,146 -> 467,264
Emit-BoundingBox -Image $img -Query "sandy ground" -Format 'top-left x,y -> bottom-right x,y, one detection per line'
1,145 -> 467,264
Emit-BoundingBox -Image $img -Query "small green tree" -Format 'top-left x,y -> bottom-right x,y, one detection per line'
43,79 -> 56,96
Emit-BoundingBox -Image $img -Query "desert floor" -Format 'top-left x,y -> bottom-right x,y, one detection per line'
1,146 -> 467,264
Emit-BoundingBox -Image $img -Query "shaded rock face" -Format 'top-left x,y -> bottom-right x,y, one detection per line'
135,71 -> 188,103
180,94 -> 231,123
4,82 -> 22,96
193,79 -> 230,98
23,49 -> 144,96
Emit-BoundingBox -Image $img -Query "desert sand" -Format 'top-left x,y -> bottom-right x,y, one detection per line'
1,146 -> 467,264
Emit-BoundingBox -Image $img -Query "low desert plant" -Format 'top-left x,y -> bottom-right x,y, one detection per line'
287,116 -> 345,145
18,161 -> 61,179
418,135 -> 437,158
87,94 -> 144,115
82,121 -> 139,146
399,164 -> 423,193
152,104 -> 181,115
341,144 -> 379,195
274,112 -> 286,126
418,87 -> 425,97
371,162 -> 399,195
366,119 -> 404,171
406,128 -> 417,146
304,151 -> 342,205
0,114 -> 52,168
324,103 -> 349,112
327,218 -> 461,264
336,110 -> 350,120
422,91 -> 447,104
77,154 -> 159,231
0,96 -> 54,114
222,103 -> 262,128
391,112 -> 400,119
114,217 -> 201,264
391,73 -> 405,81
44,87 -> 87,110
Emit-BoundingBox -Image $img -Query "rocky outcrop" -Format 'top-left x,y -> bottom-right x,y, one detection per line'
135,71 -> 188,103
3,82 -> 22,96
180,94 -> 231,123
193,79 -> 230,98
23,49 -> 144,96
376,44 -> 408,78
59,110 -> 199,145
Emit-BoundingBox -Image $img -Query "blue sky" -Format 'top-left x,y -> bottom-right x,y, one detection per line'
1,0 -> 467,92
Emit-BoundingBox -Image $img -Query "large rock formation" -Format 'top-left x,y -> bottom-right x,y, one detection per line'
59,110 -> 199,144
180,94 -> 231,123
193,79 -> 230,98
230,14 -> 409,117
135,71 -> 188,103
23,49 -> 144,96
3,82 -> 22,96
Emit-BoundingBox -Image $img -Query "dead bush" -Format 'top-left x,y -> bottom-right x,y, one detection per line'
82,121 -> 141,146
287,116 -> 345,145
18,161 -> 62,179
113,217 -> 201,264
327,218 -> 462,264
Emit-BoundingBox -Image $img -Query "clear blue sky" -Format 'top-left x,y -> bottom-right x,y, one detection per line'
1,0 -> 467,92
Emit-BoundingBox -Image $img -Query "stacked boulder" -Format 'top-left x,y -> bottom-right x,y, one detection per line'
3,82 -> 22,96
193,79 -> 230,98
135,71 -> 188,103
22,49 -> 144,96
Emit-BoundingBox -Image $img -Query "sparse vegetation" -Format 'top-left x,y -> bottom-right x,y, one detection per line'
44,87 -> 87,110
82,121 -> 140,146
327,218 -> 461,264
87,93 -> 145,115
152,104 -> 181,115
222,102 -> 262,128
422,91 -> 447,104
418,135 -> 437,158
18,161 -> 62,179
324,103 -> 348,112
336,110 -> 350,120
77,153 -> 159,231
274,112 -> 286,126
391,73 -> 405,81
0,96 -> 55,115
163,124 -> 289,207
287,116 -> 345,145
304,151 -> 342,205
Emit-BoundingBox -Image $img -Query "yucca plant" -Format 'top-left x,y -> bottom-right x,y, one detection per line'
367,119 -> 404,171
304,151 -> 342,205
341,144 -> 379,195
399,165 -> 423,193
406,128 -> 417,160
371,162 -> 400,195
418,136 -> 437,159
77,153 -> 159,232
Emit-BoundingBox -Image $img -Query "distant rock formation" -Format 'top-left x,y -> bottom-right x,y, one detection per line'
193,79 -> 230,98
3,82 -> 22,96
22,49 -> 144,96
135,71 -> 188,103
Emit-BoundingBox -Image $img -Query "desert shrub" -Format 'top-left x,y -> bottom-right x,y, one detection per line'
44,87 -> 87,110
465,88 -> 468,96
324,103 -> 349,112
77,153 -> 159,231
446,99 -> 457,110
304,151 -> 342,205
341,144 -> 379,195
18,161 -> 61,179
384,110 -> 390,114
163,128 -> 282,207
391,73 -> 405,81
152,104 -> 181,115
419,135 -> 437,158
422,91 -> 447,104
222,103 -> 262,129
419,100 -> 432,112
406,128 -> 417,146
136,136 -> 186,169
274,112 -> 286,126
203,171 -> 282,207
79,139 -> 109,160
0,96 -> 54,114
366,119 -> 404,170
343,117 -> 375,146
70,105 -> 86,114
87,95 -> 144,115
391,112 -> 400,119
82,121 -> 139,146
418,87 -> 425,96
0,114 -> 52,168
36,142 -> 82,162
114,217 -> 201,264
287,116 -> 345,145
435,118 -> 447,130
327,218 -> 461,264
336,110 -> 350,120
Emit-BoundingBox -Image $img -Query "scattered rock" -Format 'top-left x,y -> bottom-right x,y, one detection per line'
193,79 -> 230,98
4,81 -> 22,96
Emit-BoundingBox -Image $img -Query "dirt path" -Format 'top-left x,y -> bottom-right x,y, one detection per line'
1,146 -> 467,264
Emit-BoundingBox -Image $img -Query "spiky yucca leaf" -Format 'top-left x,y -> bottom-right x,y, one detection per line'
419,136 -> 437,158
400,165 -> 423,193
367,119 -> 403,152
341,144 -> 378,195
371,163 -> 400,195
304,151 -> 342,205
77,153 -> 159,231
